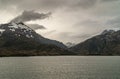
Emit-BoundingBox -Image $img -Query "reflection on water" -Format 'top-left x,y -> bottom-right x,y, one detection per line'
0,56 -> 120,79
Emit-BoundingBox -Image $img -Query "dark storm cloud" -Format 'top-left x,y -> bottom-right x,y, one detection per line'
27,24 -> 46,30
11,10 -> 51,23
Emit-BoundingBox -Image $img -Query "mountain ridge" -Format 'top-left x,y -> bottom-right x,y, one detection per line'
0,22 -> 75,56
0,22 -> 120,56
70,30 -> 120,55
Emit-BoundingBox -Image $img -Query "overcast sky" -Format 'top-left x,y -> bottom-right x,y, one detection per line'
0,0 -> 120,44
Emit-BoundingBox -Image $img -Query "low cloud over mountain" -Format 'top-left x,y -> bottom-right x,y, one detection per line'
11,10 -> 51,23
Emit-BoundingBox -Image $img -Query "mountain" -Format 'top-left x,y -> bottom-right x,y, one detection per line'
66,42 -> 76,48
0,22 -> 75,56
70,30 -> 120,55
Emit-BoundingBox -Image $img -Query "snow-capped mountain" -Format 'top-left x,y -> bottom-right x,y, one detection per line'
0,22 -> 75,56
0,22 -> 66,48
0,22 -> 35,38
101,30 -> 115,35
70,30 -> 120,55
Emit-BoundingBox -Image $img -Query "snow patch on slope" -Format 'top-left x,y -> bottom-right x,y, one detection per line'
101,30 -> 115,35
0,29 -> 5,33
0,29 -> 5,36
8,22 -> 32,31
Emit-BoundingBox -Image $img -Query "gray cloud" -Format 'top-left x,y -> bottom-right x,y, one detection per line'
27,24 -> 46,30
42,30 -> 57,36
0,0 -> 105,11
0,0 -> 120,43
0,0 -> 118,13
71,34 -> 92,39
107,17 -> 120,25
101,0 -> 119,2
0,0 -> 66,11
70,0 -> 97,9
52,32 -> 97,43
106,17 -> 120,29
0,0 -> 118,11
11,10 -> 51,23
76,20 -> 99,27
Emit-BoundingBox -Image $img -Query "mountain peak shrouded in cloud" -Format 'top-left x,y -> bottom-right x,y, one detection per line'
10,10 -> 52,23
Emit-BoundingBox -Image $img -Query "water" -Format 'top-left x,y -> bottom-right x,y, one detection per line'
0,56 -> 120,79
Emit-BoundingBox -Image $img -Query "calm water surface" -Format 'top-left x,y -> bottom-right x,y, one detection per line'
0,56 -> 120,79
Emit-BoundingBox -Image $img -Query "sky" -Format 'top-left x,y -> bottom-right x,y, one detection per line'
0,0 -> 120,44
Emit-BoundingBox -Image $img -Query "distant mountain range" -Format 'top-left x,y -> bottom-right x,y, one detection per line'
0,22 -> 120,56
66,42 -> 76,48
0,22 -> 75,56
70,30 -> 120,55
